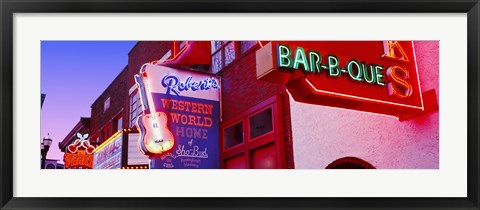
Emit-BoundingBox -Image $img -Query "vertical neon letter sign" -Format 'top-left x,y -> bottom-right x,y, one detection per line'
382,41 -> 410,62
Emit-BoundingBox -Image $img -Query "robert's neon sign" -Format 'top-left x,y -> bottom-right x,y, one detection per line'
161,75 -> 219,96
276,42 -> 413,99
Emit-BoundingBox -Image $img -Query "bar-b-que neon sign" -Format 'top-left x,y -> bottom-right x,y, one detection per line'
277,41 -> 414,99
256,41 -> 437,119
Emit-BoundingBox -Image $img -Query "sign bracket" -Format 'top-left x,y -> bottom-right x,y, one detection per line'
398,89 -> 439,121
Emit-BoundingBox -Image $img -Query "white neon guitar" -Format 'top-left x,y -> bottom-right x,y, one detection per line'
134,68 -> 175,155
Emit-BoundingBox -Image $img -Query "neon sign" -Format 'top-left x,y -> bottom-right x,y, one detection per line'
276,43 -> 416,99
68,133 -> 95,154
278,48 -> 386,86
93,131 -> 123,169
161,75 -> 219,96
256,41 -> 436,119
136,64 -> 221,169
135,70 -> 175,155
64,133 -> 95,169
64,150 -> 93,169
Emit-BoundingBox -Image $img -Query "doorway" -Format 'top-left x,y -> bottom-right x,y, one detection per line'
325,157 -> 376,169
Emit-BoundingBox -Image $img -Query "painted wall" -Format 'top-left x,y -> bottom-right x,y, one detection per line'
290,41 -> 439,169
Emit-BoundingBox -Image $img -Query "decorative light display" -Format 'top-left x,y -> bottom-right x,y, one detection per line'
64,133 -> 95,169
67,133 -> 95,154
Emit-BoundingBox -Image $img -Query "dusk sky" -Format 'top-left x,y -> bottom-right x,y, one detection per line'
41,41 -> 137,163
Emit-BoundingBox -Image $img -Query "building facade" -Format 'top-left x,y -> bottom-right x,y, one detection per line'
59,117 -> 92,169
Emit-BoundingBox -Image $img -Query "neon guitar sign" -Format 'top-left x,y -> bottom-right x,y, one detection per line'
135,65 -> 175,156
64,133 -> 94,169
135,63 -> 221,169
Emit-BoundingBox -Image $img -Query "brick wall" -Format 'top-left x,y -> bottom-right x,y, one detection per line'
126,41 -> 173,90
88,41 -> 295,168
219,50 -> 285,119
90,41 -> 173,145
90,66 -> 128,144
219,46 -> 294,168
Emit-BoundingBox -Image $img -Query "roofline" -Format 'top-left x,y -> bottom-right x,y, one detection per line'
127,41 -> 140,55
90,65 -> 128,108
59,117 -> 91,151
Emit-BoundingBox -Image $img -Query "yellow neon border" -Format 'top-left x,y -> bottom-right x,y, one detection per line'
92,130 -> 123,153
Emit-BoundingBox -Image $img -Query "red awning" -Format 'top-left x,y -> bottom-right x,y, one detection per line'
159,41 -> 212,71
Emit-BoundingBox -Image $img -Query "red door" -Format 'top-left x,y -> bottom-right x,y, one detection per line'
220,95 -> 286,169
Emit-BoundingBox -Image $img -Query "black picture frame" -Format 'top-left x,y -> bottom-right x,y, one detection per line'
1,0 -> 479,209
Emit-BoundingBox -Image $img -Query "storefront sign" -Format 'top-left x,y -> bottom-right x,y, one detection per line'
135,64 -> 220,169
64,133 -> 94,169
161,75 -> 219,96
93,131 -> 123,169
127,133 -> 149,165
64,150 -> 93,169
256,41 -> 427,118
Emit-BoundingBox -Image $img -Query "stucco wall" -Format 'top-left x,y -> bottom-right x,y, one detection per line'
290,41 -> 439,169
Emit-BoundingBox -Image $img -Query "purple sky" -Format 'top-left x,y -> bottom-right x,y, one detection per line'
41,41 -> 137,163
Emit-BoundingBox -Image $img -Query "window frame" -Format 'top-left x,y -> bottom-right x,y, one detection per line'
113,111 -> 123,132
211,41 -> 239,73
222,120 -> 244,150
219,95 -> 286,169
101,124 -> 111,143
129,90 -> 142,128
211,41 -> 260,75
103,97 -> 110,112
240,41 -> 258,55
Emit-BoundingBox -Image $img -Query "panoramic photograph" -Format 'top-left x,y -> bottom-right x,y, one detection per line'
40,40 -> 439,169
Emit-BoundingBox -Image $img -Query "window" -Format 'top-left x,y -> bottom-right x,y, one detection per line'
129,91 -> 142,128
114,115 -> 123,132
223,122 -> 243,149
179,41 -> 187,49
93,135 -> 99,144
249,108 -> 273,139
101,125 -> 111,142
220,96 -> 285,169
104,97 -> 110,112
211,41 -> 236,73
240,41 -> 257,54
117,117 -> 123,131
